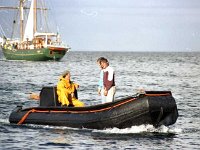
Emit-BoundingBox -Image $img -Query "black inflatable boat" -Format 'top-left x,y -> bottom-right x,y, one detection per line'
9,87 -> 178,129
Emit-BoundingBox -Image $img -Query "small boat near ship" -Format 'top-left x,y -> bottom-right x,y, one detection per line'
0,0 -> 69,61
9,87 -> 179,129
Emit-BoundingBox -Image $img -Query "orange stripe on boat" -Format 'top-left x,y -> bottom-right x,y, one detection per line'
48,47 -> 66,51
144,93 -> 171,96
17,93 -> 170,125
17,98 -> 136,124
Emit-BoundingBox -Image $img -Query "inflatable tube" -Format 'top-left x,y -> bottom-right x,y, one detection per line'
9,87 -> 178,129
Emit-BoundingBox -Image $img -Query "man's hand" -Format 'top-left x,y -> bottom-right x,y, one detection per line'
98,89 -> 101,96
104,89 -> 108,96
74,83 -> 79,89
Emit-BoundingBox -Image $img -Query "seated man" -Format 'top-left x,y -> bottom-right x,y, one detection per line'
57,70 -> 84,107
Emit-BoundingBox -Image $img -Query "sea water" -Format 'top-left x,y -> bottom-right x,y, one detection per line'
0,51 -> 199,149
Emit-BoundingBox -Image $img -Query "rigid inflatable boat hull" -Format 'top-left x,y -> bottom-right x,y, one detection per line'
9,90 -> 178,129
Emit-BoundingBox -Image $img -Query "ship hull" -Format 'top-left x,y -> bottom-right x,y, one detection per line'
2,47 -> 68,61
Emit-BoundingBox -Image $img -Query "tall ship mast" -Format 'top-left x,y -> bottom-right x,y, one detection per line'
0,0 -> 70,61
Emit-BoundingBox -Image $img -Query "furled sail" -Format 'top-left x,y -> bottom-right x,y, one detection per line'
23,0 -> 34,41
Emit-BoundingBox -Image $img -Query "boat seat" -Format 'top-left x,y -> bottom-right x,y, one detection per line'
39,86 -> 78,107
39,86 -> 60,107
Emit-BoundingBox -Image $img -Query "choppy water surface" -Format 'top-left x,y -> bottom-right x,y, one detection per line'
0,51 -> 199,149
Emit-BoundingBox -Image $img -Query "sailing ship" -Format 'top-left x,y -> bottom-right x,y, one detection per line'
0,0 -> 70,61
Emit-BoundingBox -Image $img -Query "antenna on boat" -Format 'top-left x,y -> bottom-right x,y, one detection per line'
0,24 -> 6,36
0,24 -> 6,46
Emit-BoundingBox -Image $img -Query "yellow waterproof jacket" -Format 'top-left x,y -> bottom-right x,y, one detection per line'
57,76 -> 77,106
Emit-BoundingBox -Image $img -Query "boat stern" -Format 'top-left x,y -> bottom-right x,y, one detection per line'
145,91 -> 179,127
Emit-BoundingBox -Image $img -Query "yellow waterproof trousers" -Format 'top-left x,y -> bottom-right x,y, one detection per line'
71,98 -> 84,107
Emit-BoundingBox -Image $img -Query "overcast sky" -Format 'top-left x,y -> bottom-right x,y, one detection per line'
1,0 -> 200,52
49,0 -> 200,52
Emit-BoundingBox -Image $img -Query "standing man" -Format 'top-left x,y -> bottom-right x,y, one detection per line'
99,57 -> 116,102
97,57 -> 106,103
